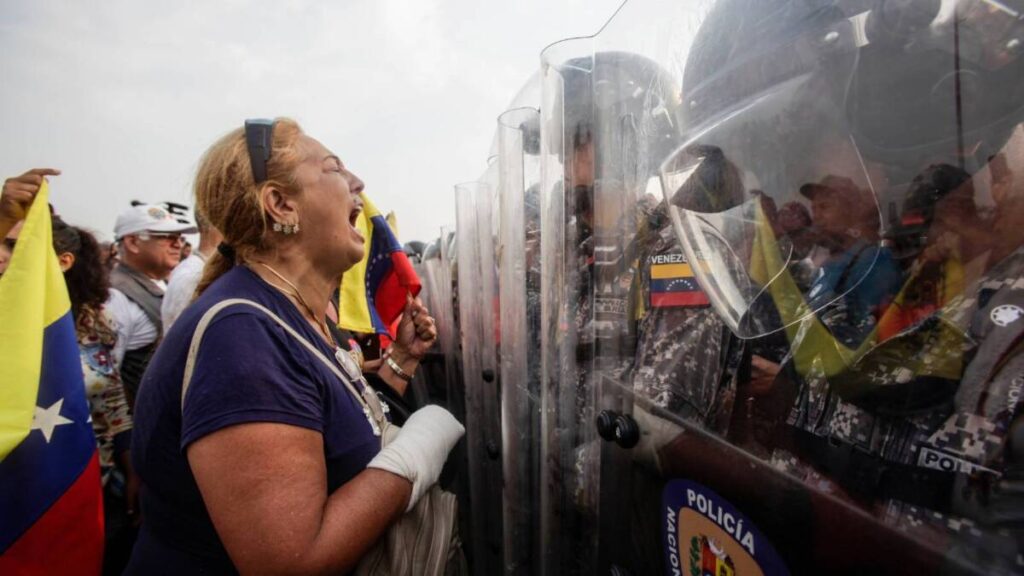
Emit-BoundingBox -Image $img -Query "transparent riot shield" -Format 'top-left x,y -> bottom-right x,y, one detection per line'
497,105 -> 543,575
537,35 -> 598,576
455,180 -> 503,575
476,160 -> 505,574
539,0 -> 1024,574
539,22 -> 698,573
416,232 -> 458,410
419,226 -> 474,559
432,225 -> 464,422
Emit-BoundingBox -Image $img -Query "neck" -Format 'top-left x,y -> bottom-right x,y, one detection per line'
249,247 -> 337,323
197,231 -> 223,259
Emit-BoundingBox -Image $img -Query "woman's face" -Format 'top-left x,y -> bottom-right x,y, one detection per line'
291,135 -> 366,273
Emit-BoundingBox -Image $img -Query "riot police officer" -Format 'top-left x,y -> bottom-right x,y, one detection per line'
537,45 -> 752,574
654,0 -> 1024,572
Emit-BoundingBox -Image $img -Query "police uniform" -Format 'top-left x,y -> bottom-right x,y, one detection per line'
768,245 -> 1024,572
632,217 -> 740,434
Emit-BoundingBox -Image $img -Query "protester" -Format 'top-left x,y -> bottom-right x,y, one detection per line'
126,118 -> 463,574
51,216 -> 141,575
100,240 -> 118,272
108,204 -> 196,406
160,209 -> 223,331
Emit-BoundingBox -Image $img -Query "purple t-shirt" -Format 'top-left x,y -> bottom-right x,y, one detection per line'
125,266 -> 381,574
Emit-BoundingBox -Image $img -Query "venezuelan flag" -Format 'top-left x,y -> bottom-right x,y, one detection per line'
338,193 -> 421,336
0,182 -> 104,575
747,199 -> 964,391
650,261 -> 710,308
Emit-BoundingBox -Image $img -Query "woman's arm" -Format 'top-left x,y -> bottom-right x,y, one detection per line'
188,422 -> 411,576
377,296 -> 437,396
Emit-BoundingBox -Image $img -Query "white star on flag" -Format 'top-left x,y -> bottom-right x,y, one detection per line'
31,398 -> 74,443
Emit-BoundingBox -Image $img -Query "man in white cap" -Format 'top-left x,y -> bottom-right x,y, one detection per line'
108,204 -> 196,407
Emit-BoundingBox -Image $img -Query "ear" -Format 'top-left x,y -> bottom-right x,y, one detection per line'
58,252 -> 76,272
260,185 -> 299,226
121,236 -> 142,255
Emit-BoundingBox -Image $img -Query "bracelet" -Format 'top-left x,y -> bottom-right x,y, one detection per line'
385,354 -> 414,382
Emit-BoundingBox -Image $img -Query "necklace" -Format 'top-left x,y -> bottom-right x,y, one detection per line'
253,263 -> 390,437
257,263 -> 335,346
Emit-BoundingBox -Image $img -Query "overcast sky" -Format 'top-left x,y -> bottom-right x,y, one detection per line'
0,0 -> 623,242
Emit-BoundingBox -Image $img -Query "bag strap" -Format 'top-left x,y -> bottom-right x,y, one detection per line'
181,298 -> 374,419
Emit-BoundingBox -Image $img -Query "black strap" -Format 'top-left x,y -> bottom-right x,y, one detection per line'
120,342 -> 157,410
788,428 -> 962,511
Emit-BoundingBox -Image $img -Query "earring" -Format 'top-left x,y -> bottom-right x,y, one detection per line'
272,221 -> 300,234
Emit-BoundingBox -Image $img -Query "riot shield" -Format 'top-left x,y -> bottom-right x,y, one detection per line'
537,35 -> 600,576
476,160 -> 505,574
538,0 -> 1024,574
416,232 -> 458,410
455,180 -> 503,575
497,104 -> 543,575
432,225 -> 463,422
539,24 -> 695,573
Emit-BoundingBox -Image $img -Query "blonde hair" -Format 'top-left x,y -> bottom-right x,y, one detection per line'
194,118 -> 306,295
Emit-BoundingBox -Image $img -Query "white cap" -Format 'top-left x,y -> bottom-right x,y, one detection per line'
114,204 -> 197,240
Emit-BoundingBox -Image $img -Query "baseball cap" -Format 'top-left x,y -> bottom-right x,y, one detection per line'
798,174 -> 863,200
114,204 -> 197,240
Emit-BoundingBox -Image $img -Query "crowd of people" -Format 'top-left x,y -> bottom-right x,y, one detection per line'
0,118 -> 465,575
4,1 -> 1024,574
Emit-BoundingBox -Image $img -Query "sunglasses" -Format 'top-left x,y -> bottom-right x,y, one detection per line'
245,118 -> 274,184
137,232 -> 184,243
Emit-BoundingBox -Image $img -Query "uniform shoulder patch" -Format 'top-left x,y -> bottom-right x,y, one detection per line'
648,252 -> 709,308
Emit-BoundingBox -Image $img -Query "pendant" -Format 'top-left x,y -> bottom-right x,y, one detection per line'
334,347 -> 361,381
335,346 -> 386,436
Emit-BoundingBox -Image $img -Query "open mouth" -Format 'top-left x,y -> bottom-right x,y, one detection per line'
349,205 -> 364,239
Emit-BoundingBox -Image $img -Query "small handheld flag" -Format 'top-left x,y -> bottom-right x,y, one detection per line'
338,193 -> 421,337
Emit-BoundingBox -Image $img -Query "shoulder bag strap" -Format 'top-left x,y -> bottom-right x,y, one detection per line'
180,298 -> 375,422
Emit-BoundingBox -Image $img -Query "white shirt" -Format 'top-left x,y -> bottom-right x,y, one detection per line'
108,285 -> 162,368
161,253 -> 207,332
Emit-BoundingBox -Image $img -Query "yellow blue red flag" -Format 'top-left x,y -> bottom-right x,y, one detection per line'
0,181 -> 104,575
339,193 -> 421,336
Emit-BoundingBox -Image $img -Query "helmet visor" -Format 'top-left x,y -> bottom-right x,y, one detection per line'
659,67 -> 889,340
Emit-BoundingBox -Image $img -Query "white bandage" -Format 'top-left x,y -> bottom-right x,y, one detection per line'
367,405 -> 465,511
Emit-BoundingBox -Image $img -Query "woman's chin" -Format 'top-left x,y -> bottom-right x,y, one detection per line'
338,246 -> 366,272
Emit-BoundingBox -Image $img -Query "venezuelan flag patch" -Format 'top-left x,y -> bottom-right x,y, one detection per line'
648,253 -> 709,308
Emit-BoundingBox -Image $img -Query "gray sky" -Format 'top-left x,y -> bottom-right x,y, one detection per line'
0,0 -> 622,243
